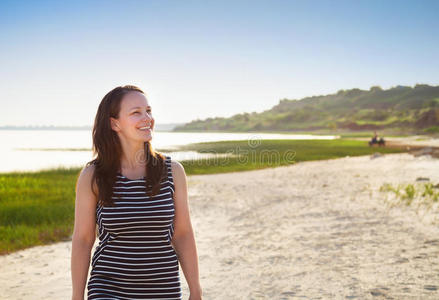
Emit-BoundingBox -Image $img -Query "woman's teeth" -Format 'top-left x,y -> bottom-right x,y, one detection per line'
139,126 -> 151,130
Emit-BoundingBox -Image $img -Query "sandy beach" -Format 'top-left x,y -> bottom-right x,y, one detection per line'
1,152 -> 439,299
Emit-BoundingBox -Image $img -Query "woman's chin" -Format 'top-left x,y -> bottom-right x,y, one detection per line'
131,130 -> 153,143
141,135 -> 153,143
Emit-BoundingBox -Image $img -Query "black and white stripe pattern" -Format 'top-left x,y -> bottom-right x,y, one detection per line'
87,156 -> 182,299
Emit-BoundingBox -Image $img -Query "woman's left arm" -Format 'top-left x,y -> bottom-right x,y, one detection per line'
171,160 -> 202,300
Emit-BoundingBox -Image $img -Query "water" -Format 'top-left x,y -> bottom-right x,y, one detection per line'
0,130 -> 339,173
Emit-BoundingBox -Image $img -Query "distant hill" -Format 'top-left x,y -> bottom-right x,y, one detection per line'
174,84 -> 439,134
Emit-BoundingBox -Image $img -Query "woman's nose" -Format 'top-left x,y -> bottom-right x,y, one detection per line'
143,112 -> 153,121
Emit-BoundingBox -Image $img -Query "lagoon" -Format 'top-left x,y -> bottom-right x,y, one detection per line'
0,130 -> 339,173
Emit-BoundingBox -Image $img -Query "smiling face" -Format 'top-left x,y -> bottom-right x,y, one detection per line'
110,91 -> 155,143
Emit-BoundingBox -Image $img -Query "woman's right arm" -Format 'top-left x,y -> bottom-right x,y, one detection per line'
71,164 -> 98,300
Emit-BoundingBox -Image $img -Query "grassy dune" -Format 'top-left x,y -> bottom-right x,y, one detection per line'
0,139 -> 406,254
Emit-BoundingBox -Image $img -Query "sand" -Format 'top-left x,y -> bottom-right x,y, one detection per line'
1,153 -> 439,299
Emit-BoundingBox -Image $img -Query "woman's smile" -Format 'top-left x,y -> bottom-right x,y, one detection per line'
138,125 -> 152,133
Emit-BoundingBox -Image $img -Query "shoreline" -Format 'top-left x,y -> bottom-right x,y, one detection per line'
1,152 -> 438,298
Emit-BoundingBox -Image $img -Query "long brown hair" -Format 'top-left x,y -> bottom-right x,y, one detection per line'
86,85 -> 166,207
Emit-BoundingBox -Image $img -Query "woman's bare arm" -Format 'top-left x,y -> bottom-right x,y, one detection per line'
71,164 -> 98,300
171,160 -> 202,299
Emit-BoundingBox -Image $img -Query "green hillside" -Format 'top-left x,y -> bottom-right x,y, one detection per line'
174,84 -> 439,134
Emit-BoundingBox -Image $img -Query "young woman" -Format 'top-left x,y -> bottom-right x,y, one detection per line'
71,85 -> 202,299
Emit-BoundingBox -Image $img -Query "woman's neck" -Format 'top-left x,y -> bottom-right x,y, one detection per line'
119,139 -> 147,171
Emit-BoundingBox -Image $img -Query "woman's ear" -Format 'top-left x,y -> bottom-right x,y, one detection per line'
110,117 -> 120,132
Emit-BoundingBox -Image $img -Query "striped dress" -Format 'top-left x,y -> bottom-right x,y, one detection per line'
87,155 -> 182,299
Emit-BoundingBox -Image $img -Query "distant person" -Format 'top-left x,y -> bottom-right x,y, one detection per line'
372,131 -> 378,143
71,85 -> 202,299
369,131 -> 385,147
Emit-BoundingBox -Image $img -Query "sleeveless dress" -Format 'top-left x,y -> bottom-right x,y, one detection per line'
87,155 -> 182,299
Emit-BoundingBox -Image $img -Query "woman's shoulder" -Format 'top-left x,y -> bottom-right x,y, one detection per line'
76,162 -> 98,196
170,158 -> 186,178
163,154 -> 181,169
168,156 -> 182,169
81,160 -> 98,178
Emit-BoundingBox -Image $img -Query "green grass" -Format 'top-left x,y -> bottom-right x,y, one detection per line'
380,182 -> 439,206
423,126 -> 439,134
0,167 -> 80,254
0,139 -> 406,254
179,139 -> 405,174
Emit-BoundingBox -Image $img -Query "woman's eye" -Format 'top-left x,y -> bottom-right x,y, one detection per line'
132,110 -> 151,115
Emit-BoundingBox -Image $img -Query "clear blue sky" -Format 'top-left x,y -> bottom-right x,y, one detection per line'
1,0 -> 438,126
